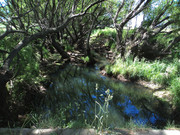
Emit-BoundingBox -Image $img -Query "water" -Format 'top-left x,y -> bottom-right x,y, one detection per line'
42,65 -> 168,128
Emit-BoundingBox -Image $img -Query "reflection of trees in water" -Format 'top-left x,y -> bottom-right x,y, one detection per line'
44,65 -> 168,128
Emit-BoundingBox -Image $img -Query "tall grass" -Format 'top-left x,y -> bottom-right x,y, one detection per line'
170,78 -> 180,105
91,86 -> 113,133
91,27 -> 116,39
105,57 -> 180,104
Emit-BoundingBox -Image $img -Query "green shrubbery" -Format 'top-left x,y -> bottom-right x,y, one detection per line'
91,27 -> 116,39
90,27 -> 117,50
170,78 -> 180,105
90,27 -> 137,51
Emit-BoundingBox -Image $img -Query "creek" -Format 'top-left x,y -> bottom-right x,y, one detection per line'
40,64 -> 171,129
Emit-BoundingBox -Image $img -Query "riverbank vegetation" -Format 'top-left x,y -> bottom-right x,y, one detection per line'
106,56 -> 180,103
92,26 -> 180,103
0,0 -> 180,130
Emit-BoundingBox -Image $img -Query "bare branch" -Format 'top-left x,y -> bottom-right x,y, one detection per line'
155,16 -> 170,26
44,0 -> 50,18
0,29 -> 26,40
151,0 -> 173,28
2,0 -> 105,71
120,0 -> 151,28
113,0 -> 125,25
70,0 -> 105,18
11,8 -> 34,20
152,20 -> 174,36
131,0 -> 151,19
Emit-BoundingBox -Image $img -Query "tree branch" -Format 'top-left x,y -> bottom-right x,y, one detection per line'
163,36 -> 180,53
2,0 -> 105,71
70,0 -> 105,18
152,20 -> 174,36
151,0 -> 173,28
0,29 -> 26,40
113,0 -> 125,25
0,49 -> 9,54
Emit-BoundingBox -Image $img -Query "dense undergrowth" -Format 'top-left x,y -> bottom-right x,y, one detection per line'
91,27 -> 180,106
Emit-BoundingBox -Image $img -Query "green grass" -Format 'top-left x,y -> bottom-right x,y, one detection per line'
105,57 -> 180,105
90,27 -> 117,50
91,27 -> 116,39
90,27 -> 137,51
165,121 -> 180,129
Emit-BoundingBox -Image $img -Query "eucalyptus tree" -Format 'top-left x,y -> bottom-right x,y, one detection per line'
0,0 -> 105,122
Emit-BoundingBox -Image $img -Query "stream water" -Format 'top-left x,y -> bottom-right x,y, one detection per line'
41,64 -> 170,128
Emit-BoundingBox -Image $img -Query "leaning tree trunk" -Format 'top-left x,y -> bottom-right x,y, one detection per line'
0,70 -> 12,126
51,37 -> 70,59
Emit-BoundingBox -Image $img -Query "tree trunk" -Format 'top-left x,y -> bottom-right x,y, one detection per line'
0,71 -> 12,126
51,38 -> 70,59
116,29 -> 125,58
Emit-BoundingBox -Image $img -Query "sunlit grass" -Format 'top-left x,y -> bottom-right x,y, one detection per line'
90,27 -> 117,50
106,57 -> 180,104
107,57 -> 179,84
91,27 -> 116,39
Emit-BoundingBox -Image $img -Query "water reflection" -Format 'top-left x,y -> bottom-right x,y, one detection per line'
44,65 -> 166,128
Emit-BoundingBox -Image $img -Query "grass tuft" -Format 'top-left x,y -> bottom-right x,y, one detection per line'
106,57 -> 180,105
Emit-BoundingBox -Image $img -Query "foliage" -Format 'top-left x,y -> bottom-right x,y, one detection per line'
165,121 -> 180,129
81,56 -> 90,63
0,0 -> 180,128
91,27 -> 116,50
91,27 -> 116,39
170,77 -> 180,105
124,118 -> 148,130
106,57 -> 179,84
0,35 -> 19,66
105,57 -> 180,104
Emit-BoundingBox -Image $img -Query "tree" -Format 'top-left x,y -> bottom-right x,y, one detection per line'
0,0 -> 105,122
108,0 -> 179,59
109,0 -> 151,58
128,0 -> 180,59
